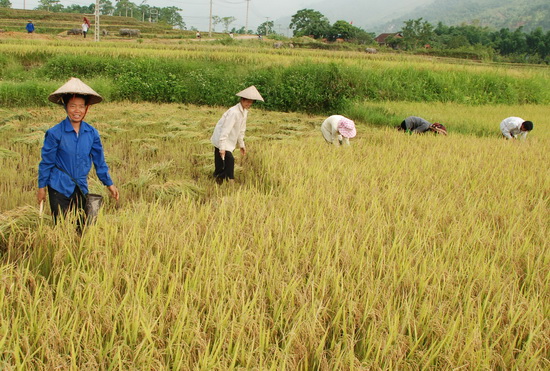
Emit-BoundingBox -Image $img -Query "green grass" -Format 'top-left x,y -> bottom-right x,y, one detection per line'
1,40 -> 549,111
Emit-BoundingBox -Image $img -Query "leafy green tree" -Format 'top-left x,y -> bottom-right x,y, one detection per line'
385,34 -> 404,49
526,27 -> 548,58
493,27 -> 527,55
232,26 -> 252,35
159,6 -> 184,29
328,20 -> 355,41
401,18 -> 434,49
114,0 -> 131,16
35,0 -> 63,12
136,3 -> 150,21
220,16 -> 236,32
211,15 -> 221,32
327,20 -> 373,43
63,4 -> 94,13
100,0 -> 115,16
289,8 -> 330,39
0,0 -> 12,8
257,20 -> 274,36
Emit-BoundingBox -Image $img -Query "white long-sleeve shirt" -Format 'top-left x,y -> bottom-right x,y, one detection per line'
500,117 -> 527,139
210,103 -> 248,152
321,115 -> 350,146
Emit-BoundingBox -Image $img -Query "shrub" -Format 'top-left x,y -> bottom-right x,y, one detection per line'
247,62 -> 353,113
0,80 -> 56,106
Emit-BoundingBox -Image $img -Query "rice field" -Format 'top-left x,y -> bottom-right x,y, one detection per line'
0,97 -> 549,369
3,38 -> 550,76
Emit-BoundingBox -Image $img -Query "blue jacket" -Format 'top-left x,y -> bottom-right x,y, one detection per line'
38,117 -> 114,197
26,22 -> 35,32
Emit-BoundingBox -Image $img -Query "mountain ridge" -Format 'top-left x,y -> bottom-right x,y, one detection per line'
285,0 -> 550,33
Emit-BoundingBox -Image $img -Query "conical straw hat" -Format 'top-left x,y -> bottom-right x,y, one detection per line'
236,85 -> 264,102
48,77 -> 103,105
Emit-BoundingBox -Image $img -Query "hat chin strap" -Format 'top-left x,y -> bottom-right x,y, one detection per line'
81,105 -> 90,122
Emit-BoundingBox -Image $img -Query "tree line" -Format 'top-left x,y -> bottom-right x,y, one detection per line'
288,9 -> 550,64
396,18 -> 550,64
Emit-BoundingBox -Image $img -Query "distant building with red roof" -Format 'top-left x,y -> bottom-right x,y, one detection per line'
374,32 -> 403,47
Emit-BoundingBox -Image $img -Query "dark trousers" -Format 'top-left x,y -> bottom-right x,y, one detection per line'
213,147 -> 234,181
48,185 -> 86,225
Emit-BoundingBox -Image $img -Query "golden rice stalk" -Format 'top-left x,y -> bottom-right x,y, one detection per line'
149,180 -> 205,200
0,124 -> 16,133
0,147 -> 20,159
147,160 -> 175,176
0,205 -> 43,249
11,132 -> 44,145
122,172 -> 155,189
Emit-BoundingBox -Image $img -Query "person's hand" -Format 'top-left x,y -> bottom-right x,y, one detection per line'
37,187 -> 47,204
219,149 -> 226,160
240,147 -> 246,156
107,185 -> 119,201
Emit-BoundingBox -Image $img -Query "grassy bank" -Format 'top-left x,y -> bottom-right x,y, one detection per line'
1,40 -> 550,112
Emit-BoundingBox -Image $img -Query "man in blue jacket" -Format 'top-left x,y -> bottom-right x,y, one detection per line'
37,78 -> 119,224
26,20 -> 35,33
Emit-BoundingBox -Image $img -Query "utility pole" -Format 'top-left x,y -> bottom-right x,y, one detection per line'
94,0 -> 100,41
265,17 -> 269,35
209,0 -> 212,37
245,0 -> 250,34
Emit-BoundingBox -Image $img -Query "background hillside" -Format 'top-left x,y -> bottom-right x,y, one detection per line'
378,0 -> 550,32
0,8 -> 191,38
299,0 -> 432,30
279,0 -> 550,33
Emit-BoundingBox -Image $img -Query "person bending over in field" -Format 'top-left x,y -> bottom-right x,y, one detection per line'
210,85 -> 264,184
37,77 -> 119,226
500,117 -> 533,140
396,116 -> 447,135
321,115 -> 357,146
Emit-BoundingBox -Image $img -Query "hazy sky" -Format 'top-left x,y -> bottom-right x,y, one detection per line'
11,0 -> 315,33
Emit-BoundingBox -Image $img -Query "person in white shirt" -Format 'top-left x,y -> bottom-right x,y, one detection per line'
500,117 -> 533,139
321,115 -> 356,146
82,17 -> 90,38
210,86 -> 264,183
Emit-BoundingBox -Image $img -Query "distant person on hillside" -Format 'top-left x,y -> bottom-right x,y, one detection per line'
500,117 -> 533,140
210,86 -> 264,184
321,115 -> 357,146
82,17 -> 90,38
397,116 -> 447,135
26,20 -> 35,33
196,31 -> 201,39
